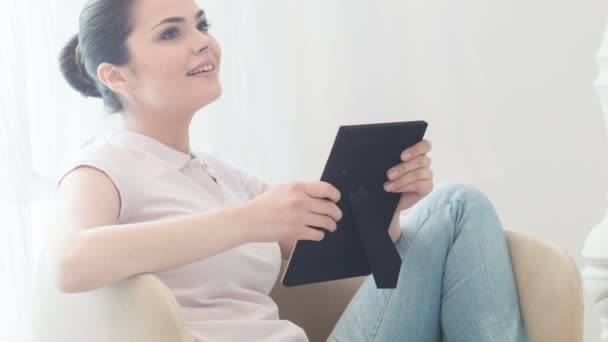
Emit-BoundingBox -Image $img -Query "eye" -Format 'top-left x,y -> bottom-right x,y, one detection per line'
197,20 -> 211,32
161,27 -> 180,40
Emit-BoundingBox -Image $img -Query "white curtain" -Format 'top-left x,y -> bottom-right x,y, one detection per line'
0,1 -> 119,340
0,0 -> 35,331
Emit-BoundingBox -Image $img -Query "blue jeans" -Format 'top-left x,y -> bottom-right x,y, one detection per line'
327,182 -> 528,342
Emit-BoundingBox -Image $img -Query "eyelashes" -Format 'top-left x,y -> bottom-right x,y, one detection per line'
197,20 -> 211,32
161,20 -> 211,40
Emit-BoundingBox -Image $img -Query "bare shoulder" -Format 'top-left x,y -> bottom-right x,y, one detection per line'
55,166 -> 121,231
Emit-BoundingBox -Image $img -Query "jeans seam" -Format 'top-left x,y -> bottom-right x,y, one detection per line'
449,194 -> 512,341
365,195 -> 514,341
474,213 -> 511,342
369,288 -> 394,341
370,200 -> 456,342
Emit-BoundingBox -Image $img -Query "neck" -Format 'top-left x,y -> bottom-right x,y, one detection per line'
123,109 -> 194,155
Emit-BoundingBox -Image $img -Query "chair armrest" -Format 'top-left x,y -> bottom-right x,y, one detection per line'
505,230 -> 583,342
33,259 -> 194,342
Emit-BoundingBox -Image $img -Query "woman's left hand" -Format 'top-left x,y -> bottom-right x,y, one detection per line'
384,139 -> 434,212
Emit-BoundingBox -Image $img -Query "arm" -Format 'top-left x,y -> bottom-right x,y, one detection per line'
257,182 -> 295,260
260,182 -> 402,257
258,182 -> 296,260
49,166 -> 257,293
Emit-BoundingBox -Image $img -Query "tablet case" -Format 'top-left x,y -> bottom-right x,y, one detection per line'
281,120 -> 428,288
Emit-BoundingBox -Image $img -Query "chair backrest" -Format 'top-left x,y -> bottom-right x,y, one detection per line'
270,267 -> 365,342
32,254 -> 194,342
505,230 -> 583,342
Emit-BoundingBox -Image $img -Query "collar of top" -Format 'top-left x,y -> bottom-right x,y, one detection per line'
110,129 -> 194,170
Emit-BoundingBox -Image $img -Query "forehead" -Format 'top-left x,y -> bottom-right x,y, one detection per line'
130,0 -> 202,30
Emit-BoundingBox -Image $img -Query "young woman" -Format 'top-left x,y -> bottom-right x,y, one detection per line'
50,0 -> 528,340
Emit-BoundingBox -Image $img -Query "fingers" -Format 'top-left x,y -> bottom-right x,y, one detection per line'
400,139 -> 432,161
300,181 -> 341,203
300,197 -> 343,241
295,212 -> 337,242
393,179 -> 434,196
384,167 -> 433,192
301,227 -> 326,241
307,197 -> 343,222
283,182 -> 341,241
386,154 -> 431,181
303,211 -> 338,233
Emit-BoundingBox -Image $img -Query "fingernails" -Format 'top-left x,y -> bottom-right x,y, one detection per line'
388,169 -> 398,180
385,182 -> 396,191
401,152 -> 411,161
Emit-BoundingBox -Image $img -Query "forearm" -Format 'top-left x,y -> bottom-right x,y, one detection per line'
57,206 -> 255,293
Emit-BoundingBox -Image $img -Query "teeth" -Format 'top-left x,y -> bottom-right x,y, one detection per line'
189,64 -> 214,75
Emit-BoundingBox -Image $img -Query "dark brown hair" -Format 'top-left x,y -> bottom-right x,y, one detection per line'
59,0 -> 136,113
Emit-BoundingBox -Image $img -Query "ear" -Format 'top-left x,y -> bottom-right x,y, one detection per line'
97,63 -> 131,94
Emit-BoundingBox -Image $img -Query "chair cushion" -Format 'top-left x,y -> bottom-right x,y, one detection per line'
270,230 -> 583,342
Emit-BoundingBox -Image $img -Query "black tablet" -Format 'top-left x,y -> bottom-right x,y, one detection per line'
281,120 -> 428,287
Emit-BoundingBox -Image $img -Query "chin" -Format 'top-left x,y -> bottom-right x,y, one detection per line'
191,84 -> 223,110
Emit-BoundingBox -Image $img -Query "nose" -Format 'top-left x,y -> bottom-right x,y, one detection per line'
192,32 -> 210,55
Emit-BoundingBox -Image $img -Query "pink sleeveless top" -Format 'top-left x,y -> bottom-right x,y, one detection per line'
59,129 -> 308,342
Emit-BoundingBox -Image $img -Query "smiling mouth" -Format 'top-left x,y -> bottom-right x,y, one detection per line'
187,64 -> 215,76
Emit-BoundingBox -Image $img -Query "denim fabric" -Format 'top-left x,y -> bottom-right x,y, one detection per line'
327,182 -> 528,342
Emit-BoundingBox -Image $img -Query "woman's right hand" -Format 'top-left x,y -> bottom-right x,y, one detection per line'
244,181 -> 343,243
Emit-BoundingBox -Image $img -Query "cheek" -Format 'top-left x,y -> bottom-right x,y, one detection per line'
138,56 -> 186,92
129,41 -> 222,108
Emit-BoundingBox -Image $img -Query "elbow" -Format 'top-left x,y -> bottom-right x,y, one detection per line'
49,240 -> 96,293
51,255 -> 88,293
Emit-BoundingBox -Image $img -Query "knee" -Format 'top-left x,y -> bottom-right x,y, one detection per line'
430,182 -> 491,208
401,182 -> 502,252
415,181 -> 497,227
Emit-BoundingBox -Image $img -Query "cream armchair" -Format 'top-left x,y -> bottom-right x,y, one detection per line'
33,230 -> 583,342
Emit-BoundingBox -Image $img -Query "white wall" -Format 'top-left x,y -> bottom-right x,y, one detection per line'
192,0 -> 608,340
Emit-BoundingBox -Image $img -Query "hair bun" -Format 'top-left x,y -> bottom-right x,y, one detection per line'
58,34 -> 101,98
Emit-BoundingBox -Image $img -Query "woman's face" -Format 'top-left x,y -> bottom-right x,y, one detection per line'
122,0 -> 222,115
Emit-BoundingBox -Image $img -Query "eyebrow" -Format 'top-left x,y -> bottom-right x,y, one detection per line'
151,9 -> 205,31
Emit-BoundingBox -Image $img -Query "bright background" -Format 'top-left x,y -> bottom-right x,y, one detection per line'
2,0 -> 607,340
